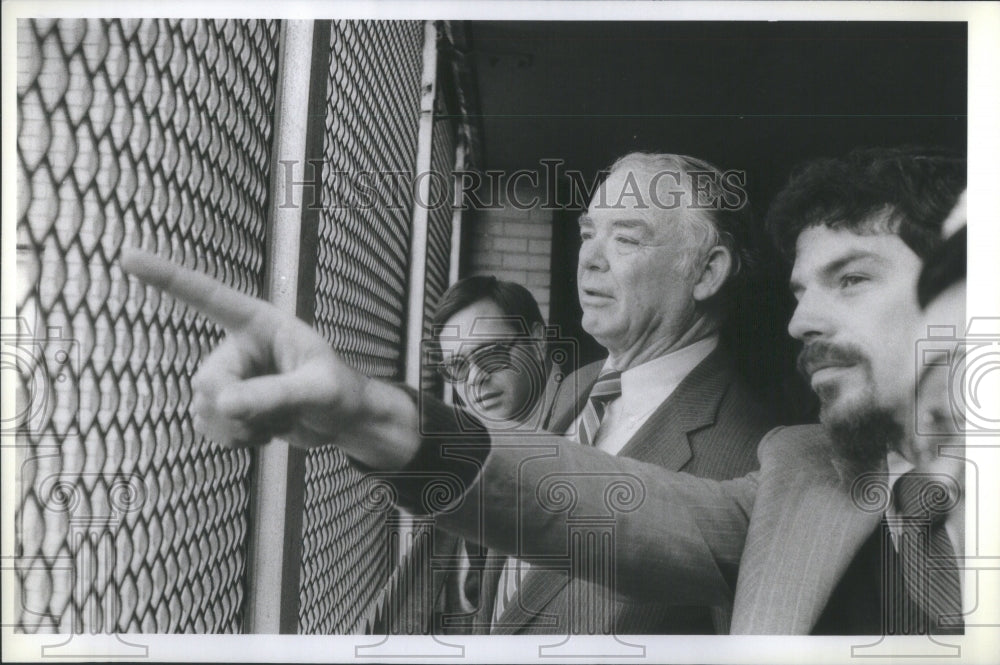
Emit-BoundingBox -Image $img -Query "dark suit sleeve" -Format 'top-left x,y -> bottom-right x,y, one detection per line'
358,386 -> 492,511
382,387 -> 759,606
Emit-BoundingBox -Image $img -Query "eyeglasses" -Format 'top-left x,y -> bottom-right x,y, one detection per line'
436,342 -> 516,384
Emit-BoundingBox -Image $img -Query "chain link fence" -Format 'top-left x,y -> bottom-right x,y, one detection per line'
15,18 -> 280,633
298,19 -> 425,635
15,18 -> 467,634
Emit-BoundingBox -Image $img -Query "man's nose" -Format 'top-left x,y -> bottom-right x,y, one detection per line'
787,289 -> 833,342
578,236 -> 609,272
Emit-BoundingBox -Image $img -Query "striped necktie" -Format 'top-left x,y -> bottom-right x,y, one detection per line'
491,370 -> 624,630
894,471 -> 963,633
576,369 -> 622,447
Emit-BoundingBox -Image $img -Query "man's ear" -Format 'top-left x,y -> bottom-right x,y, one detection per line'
692,245 -> 734,302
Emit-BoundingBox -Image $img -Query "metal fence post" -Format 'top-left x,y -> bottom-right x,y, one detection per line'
403,20 -> 440,390
243,19 -> 328,634
448,143 -> 467,289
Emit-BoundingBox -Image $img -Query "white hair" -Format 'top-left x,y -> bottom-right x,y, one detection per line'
600,151 -> 743,277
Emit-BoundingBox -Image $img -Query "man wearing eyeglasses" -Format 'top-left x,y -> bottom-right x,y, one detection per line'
432,275 -> 556,432
412,275 -> 557,635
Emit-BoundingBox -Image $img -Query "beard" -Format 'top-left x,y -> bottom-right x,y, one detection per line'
826,406 -> 904,476
799,340 -> 905,474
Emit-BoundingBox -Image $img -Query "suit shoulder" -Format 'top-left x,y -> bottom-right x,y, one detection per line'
717,377 -> 779,432
686,373 -> 776,478
757,424 -> 830,463
560,359 -> 604,386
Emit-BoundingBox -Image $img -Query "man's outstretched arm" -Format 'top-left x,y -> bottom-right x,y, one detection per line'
120,248 -> 750,604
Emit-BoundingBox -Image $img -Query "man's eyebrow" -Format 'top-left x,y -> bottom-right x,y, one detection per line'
819,250 -> 888,278
611,218 -> 651,230
576,216 -> 651,230
789,250 -> 886,295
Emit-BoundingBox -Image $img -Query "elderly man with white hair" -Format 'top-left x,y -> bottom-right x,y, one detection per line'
466,152 -> 777,635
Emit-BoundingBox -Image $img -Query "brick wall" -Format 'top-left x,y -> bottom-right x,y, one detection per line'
463,183 -> 554,320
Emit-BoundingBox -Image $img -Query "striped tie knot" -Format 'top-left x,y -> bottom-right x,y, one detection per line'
590,369 -> 622,401
577,369 -> 622,447
895,471 -> 961,523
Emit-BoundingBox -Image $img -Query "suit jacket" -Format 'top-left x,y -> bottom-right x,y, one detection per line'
422,423 -> 948,634
454,347 -> 775,635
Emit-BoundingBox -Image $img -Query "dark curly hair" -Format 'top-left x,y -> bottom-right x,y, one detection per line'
766,146 -> 966,262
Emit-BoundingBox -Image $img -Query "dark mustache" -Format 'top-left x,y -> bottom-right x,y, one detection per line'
797,341 -> 867,378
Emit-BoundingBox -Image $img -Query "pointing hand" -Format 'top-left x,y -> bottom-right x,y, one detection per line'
120,248 -> 418,467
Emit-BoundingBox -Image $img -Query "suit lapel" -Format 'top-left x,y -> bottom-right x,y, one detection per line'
616,348 -> 731,467
495,349 -> 732,633
731,431 -> 884,634
545,360 -> 601,435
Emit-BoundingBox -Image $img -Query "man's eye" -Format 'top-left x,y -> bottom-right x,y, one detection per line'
615,236 -> 640,246
839,274 -> 868,289
580,230 -> 593,241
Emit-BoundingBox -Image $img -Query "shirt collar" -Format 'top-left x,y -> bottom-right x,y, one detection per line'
886,449 -> 915,492
602,334 -> 718,415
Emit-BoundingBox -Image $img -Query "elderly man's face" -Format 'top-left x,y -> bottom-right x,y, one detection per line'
577,168 -> 703,363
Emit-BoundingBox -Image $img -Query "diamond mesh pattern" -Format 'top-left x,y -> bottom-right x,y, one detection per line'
420,92 -> 458,398
299,20 -> 425,634
15,18 -> 279,633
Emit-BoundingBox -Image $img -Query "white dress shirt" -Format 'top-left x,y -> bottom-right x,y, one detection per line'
571,334 -> 719,456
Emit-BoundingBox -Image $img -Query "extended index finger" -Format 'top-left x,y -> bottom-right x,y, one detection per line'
120,247 -> 265,331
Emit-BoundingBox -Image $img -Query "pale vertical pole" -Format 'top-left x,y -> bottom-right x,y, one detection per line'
244,19 -> 327,634
442,142 -> 466,409
403,20 -> 439,390
447,143 -> 466,288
